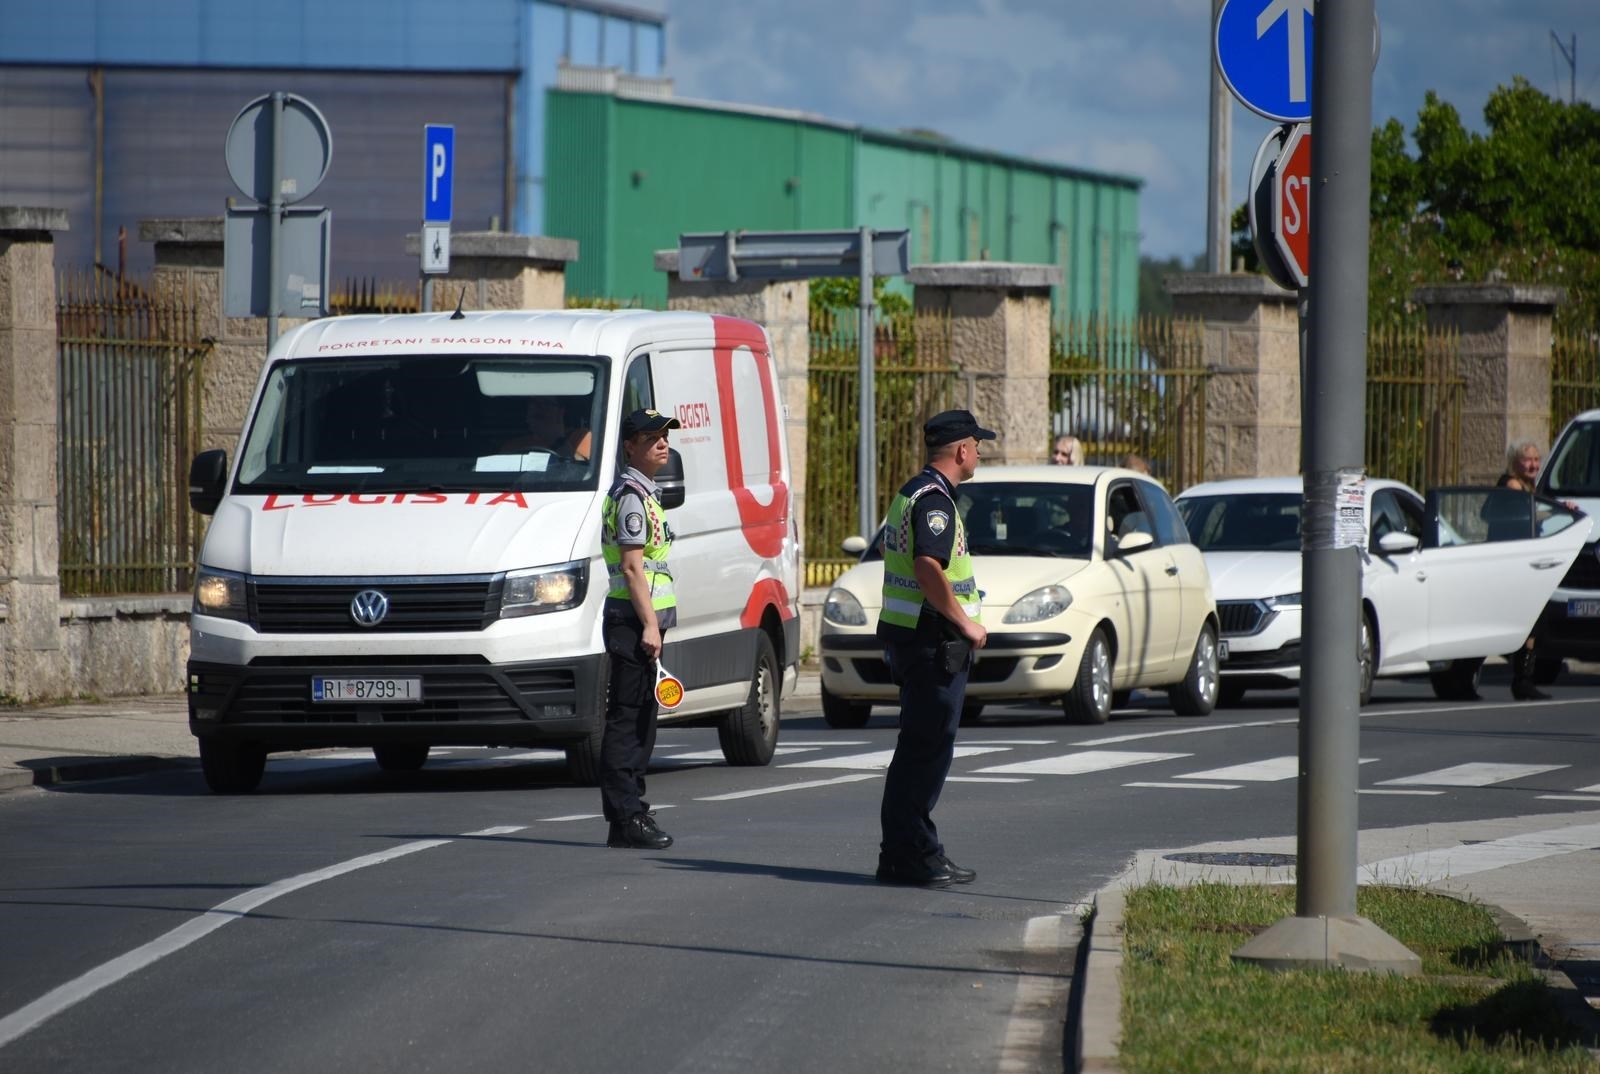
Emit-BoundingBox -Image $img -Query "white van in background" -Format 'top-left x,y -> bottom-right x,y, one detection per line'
186,310 -> 800,793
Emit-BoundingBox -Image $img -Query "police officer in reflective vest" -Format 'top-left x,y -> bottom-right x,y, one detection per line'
874,409 -> 994,887
600,408 -> 681,849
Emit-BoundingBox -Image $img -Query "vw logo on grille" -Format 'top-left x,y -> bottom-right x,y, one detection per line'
350,589 -> 390,627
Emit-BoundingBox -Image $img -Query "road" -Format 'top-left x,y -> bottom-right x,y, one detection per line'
2,666 -> 1598,1073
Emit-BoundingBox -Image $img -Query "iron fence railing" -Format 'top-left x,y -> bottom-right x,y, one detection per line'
56,271 -> 211,595
1552,326 -> 1600,439
1366,323 -> 1462,490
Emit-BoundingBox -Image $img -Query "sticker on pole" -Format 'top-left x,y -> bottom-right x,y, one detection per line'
1335,472 -> 1367,549
655,663 -> 685,710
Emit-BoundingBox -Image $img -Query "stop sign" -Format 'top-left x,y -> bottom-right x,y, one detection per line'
1272,124 -> 1312,288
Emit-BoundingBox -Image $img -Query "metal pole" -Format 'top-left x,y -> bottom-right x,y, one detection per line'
421,274 -> 432,313
1206,0 -> 1232,273
267,92 -> 284,351
857,226 -> 876,539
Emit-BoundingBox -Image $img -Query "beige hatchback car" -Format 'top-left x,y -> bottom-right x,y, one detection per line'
818,465 -> 1220,726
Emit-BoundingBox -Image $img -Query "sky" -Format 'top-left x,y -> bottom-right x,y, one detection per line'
643,0 -> 1599,262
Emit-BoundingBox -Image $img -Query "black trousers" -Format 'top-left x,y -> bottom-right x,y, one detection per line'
879,640 -> 969,867
599,614 -> 661,823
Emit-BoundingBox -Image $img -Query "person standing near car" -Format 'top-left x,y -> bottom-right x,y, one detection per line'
874,409 -> 994,887
599,408 -> 681,848
1498,440 -> 1552,700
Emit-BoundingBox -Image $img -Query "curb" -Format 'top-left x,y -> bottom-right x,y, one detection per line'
0,755 -> 194,793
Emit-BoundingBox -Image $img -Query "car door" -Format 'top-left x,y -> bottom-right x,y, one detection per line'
1104,479 -> 1181,681
1138,479 -> 1207,670
1361,488 -> 1430,669
1419,487 -> 1589,660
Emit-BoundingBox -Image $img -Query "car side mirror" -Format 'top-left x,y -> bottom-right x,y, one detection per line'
1376,531 -> 1419,554
1114,530 -> 1154,555
188,449 -> 227,515
656,448 -> 686,510
841,535 -> 867,556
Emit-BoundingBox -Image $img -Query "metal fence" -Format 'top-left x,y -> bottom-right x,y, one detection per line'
1365,323 -> 1463,490
805,310 -> 962,587
56,271 -> 211,595
328,278 -> 420,316
1048,317 -> 1210,493
1552,326 -> 1600,439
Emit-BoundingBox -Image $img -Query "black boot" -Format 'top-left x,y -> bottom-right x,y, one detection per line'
1511,649 -> 1550,701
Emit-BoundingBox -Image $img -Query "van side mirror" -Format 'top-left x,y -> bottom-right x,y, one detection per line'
657,448 -> 686,510
1376,531 -> 1419,554
189,450 -> 228,515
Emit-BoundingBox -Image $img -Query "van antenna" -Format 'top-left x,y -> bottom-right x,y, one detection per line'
450,288 -> 467,320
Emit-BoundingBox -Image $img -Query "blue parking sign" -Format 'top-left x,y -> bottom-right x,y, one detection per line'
423,124 -> 454,223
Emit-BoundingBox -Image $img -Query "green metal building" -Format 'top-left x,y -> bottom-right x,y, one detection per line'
546,70 -> 1142,325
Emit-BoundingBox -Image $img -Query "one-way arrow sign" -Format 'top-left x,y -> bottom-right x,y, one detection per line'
1216,0 -> 1378,122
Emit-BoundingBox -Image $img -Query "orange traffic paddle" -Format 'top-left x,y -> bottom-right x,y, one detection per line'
654,662 -> 685,710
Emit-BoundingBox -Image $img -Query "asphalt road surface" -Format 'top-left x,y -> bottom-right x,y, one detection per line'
2,665 -> 1598,1073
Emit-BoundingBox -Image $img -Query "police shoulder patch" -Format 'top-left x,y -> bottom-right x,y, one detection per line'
926,510 -> 949,536
624,511 -> 645,537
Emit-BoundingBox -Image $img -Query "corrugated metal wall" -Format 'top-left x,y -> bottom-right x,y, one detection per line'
547,90 -> 1140,322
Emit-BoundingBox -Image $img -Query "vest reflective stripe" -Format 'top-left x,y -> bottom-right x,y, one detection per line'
879,477 -> 981,631
602,478 -> 676,620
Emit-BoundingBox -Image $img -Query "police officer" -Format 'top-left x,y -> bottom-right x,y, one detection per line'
599,408 -> 681,849
875,409 -> 995,887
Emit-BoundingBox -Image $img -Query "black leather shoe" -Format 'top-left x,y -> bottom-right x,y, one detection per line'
939,855 -> 976,884
608,814 -> 672,849
875,857 -> 955,888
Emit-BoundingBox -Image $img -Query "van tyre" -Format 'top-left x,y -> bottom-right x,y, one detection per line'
1533,656 -> 1563,686
1168,623 -> 1219,717
566,680 -> 605,786
1062,628 -> 1112,724
959,703 -> 984,726
1358,611 -> 1377,706
199,738 -> 266,794
373,744 -> 429,772
822,685 -> 872,729
1218,682 -> 1248,708
1430,657 -> 1484,702
719,633 -> 780,766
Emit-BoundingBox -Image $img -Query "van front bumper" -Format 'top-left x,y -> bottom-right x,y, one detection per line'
186,654 -> 605,749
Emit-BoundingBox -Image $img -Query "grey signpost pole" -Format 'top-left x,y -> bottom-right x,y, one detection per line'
267,91 -> 285,350
1206,0 -> 1231,273
857,226 -> 876,539
1232,0 -> 1419,974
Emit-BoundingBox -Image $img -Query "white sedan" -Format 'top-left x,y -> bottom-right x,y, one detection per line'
1174,476 -> 1588,704
818,465 -> 1220,726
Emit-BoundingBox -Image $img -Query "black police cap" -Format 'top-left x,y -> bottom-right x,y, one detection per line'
620,407 -> 682,439
923,409 -> 997,447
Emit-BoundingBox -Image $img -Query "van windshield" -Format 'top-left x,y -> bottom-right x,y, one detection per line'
234,355 -> 609,495
1542,421 -> 1600,498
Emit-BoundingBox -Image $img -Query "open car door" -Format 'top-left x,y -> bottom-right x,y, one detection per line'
1420,487 -> 1588,661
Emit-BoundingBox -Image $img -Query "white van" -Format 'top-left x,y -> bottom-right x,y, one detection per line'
186,310 -> 800,793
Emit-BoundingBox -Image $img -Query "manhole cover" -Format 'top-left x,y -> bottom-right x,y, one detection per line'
1162,851 -> 1297,867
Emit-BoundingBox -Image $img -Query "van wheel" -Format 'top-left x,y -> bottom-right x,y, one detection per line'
822,685 -> 871,729
719,633 -> 780,766
1533,656 -> 1563,685
373,744 -> 429,772
199,738 -> 266,794
1358,612 -> 1376,706
959,703 -> 984,726
1218,683 -> 1248,708
1168,623 -> 1219,717
566,702 -> 605,786
1062,629 -> 1112,724
1429,657 -> 1484,702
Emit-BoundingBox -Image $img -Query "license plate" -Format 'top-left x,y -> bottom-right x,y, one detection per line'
1567,599 -> 1600,618
311,676 -> 424,703
1217,640 -> 1230,661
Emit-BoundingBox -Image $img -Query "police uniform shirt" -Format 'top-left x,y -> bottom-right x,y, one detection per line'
612,465 -> 659,551
877,467 -> 959,644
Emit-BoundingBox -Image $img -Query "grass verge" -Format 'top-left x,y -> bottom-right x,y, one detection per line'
1119,883 -> 1596,1073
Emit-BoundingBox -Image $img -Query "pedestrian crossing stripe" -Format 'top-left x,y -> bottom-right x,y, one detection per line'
783,746 -> 1009,771
1173,756 -> 1376,783
1377,762 -> 1568,788
975,751 -> 1191,776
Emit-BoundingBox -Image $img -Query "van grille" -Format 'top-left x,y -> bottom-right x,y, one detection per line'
249,576 -> 503,633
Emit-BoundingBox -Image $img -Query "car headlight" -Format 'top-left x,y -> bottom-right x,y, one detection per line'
823,587 -> 869,626
500,561 -> 587,618
193,566 -> 248,622
1265,592 -> 1302,609
1002,585 -> 1073,624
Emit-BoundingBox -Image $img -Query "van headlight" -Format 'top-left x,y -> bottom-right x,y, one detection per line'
823,588 -> 869,626
193,566 -> 248,622
500,561 -> 586,618
1003,585 -> 1073,624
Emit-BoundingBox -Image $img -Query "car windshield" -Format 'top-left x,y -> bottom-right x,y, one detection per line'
1542,421 -> 1600,498
956,482 -> 1096,558
234,355 -> 609,495
1177,493 -> 1302,551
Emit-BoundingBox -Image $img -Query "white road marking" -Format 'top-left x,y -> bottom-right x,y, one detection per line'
1362,821 -> 1600,885
1377,762 -> 1568,787
655,747 -> 818,764
0,836 -> 454,1050
695,774 -> 881,801
783,746 -> 1009,771
539,813 -> 603,822
1361,697 -> 1596,719
1537,795 -> 1600,803
1073,719 -> 1294,746
773,740 -> 870,747
976,751 -> 1189,776
998,915 -> 1072,1074
1124,781 -> 1240,790
462,825 -> 526,836
1575,783 -> 1600,794
946,776 -> 1032,784
958,739 -> 1057,746
1359,789 -> 1444,796
1174,756 -> 1376,783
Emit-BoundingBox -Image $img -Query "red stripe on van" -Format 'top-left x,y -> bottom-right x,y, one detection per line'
712,315 -> 789,559
740,578 -> 796,629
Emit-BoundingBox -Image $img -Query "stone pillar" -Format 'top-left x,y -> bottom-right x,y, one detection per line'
403,232 -> 577,311
907,262 -> 1060,466
654,249 -> 810,552
1413,283 -> 1564,485
1166,273 -> 1301,478
0,207 -> 69,700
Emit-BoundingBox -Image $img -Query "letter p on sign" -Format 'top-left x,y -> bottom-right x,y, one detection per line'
423,124 -> 454,224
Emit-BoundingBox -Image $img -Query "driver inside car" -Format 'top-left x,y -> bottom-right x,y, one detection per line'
500,395 -> 592,461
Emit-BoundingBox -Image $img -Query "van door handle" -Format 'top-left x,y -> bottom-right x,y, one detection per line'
1415,570 -> 1427,582
1165,565 -> 1180,576
1530,558 -> 1563,570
